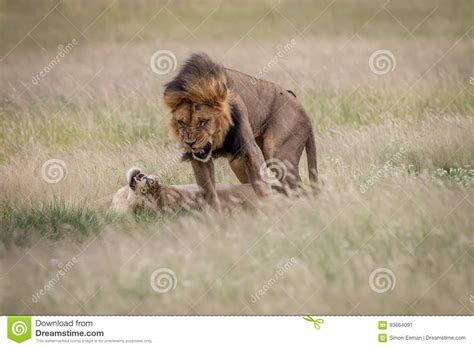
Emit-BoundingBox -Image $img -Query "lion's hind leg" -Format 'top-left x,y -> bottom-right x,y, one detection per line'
262,130 -> 306,195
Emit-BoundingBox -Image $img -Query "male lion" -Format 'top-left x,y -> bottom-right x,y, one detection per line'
163,53 -> 317,208
112,167 -> 260,214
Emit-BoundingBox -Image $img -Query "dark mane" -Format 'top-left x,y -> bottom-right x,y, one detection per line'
163,53 -> 228,108
180,102 -> 244,162
213,102 -> 244,158
165,53 -> 224,90
181,152 -> 193,162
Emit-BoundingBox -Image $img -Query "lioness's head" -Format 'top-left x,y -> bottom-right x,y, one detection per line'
164,53 -> 233,162
127,167 -> 160,196
135,175 -> 160,197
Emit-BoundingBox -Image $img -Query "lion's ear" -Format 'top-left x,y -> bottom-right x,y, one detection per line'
126,167 -> 142,190
163,89 -> 184,110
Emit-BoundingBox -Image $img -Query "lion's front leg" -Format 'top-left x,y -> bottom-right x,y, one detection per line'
243,142 -> 272,197
191,159 -> 221,211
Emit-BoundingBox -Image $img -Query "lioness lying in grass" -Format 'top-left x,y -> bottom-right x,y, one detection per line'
112,167 -> 259,214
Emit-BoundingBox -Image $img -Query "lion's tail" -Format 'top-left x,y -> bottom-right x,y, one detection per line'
305,128 -> 318,188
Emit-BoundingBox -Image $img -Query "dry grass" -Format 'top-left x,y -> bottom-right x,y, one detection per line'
0,0 -> 473,314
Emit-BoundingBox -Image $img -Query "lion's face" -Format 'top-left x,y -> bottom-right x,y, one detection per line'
128,169 -> 160,197
170,101 -> 231,162
134,174 -> 160,196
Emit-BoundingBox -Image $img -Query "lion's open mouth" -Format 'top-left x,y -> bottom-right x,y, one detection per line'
135,173 -> 145,181
192,142 -> 212,160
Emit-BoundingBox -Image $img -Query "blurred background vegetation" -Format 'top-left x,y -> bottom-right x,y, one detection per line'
1,0 -> 472,51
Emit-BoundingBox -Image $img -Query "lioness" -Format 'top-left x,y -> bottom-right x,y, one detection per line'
112,167 -> 259,214
163,53 -> 317,209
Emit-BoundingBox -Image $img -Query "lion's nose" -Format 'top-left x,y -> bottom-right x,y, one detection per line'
185,140 -> 196,147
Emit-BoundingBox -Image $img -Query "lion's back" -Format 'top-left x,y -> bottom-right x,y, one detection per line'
226,68 -> 312,135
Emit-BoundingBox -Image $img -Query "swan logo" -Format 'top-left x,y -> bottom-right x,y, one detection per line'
7,316 -> 32,343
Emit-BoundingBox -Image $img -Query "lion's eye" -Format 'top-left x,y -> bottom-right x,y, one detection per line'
194,104 -> 202,112
198,120 -> 208,127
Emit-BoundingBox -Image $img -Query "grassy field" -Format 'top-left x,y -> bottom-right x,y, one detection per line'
0,0 -> 473,315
